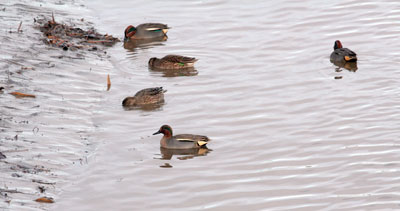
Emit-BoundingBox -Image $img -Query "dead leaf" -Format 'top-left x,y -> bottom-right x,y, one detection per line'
107,74 -> 111,91
10,92 -> 36,98
35,197 -> 54,203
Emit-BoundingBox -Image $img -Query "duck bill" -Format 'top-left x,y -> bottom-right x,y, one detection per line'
153,131 -> 161,135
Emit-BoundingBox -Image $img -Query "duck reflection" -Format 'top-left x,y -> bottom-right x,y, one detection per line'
159,147 -> 211,160
148,67 -> 198,77
122,102 -> 164,111
332,60 -> 358,72
331,60 -> 358,80
123,36 -> 167,51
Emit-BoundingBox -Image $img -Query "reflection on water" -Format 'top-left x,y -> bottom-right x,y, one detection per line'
148,67 -> 198,77
122,102 -> 165,111
123,36 -> 167,51
159,163 -> 173,168
158,147 -> 211,161
332,60 -> 358,79
332,60 -> 358,72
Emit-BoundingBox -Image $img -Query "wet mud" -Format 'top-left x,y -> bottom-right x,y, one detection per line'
0,0 -> 117,209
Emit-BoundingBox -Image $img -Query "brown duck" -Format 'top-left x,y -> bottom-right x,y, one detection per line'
148,55 -> 198,70
330,40 -> 357,63
122,87 -> 166,107
153,125 -> 210,149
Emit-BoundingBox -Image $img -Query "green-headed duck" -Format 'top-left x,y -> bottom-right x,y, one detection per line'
330,40 -> 357,62
124,23 -> 169,41
153,125 -> 210,149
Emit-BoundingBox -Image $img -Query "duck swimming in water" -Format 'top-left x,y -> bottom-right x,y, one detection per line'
148,55 -> 198,70
122,87 -> 166,107
153,125 -> 210,149
330,40 -> 357,63
124,23 -> 169,41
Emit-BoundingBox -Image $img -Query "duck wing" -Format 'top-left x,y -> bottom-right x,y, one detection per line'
162,55 -> 198,64
135,87 -> 165,97
175,134 -> 209,147
342,48 -> 357,56
334,48 -> 356,56
137,23 -> 169,31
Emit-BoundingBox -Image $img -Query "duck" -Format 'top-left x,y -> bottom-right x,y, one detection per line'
124,23 -> 169,41
148,55 -> 198,70
330,40 -> 357,63
153,125 -> 210,149
122,87 -> 166,107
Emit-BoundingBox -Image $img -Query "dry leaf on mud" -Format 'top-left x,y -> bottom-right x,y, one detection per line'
35,197 -> 54,203
107,74 -> 111,91
10,92 -> 36,98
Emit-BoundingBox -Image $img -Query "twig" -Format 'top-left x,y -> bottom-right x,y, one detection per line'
51,12 -> 55,24
32,179 -> 56,185
0,188 -> 23,194
17,21 -> 22,33
107,74 -> 111,91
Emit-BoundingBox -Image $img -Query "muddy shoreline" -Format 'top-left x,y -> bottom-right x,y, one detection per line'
0,1 -> 116,209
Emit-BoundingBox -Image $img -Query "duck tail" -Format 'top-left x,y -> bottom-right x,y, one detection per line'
344,56 -> 357,62
197,141 -> 208,147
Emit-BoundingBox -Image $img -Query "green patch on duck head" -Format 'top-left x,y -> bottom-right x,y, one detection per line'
161,125 -> 173,136
125,25 -> 137,40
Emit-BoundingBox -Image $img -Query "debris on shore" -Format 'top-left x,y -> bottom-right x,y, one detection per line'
0,152 -> 6,159
107,74 -> 111,91
35,14 -> 120,51
10,92 -> 36,98
35,196 -> 54,203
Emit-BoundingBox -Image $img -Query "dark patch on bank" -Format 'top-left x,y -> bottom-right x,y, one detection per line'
35,14 -> 120,51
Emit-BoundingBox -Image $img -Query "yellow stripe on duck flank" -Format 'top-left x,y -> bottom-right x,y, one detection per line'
146,28 -> 161,31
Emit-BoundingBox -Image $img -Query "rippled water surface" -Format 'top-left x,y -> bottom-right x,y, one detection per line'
2,0 -> 400,210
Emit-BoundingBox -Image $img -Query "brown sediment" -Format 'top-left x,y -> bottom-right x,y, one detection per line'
36,14 -> 120,51
0,1 -> 119,209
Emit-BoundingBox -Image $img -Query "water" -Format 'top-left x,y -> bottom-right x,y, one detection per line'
2,0 -> 400,210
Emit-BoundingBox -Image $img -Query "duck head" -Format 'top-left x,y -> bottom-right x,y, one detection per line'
153,125 -> 173,137
124,25 -> 137,41
148,57 -> 157,66
334,40 -> 343,50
